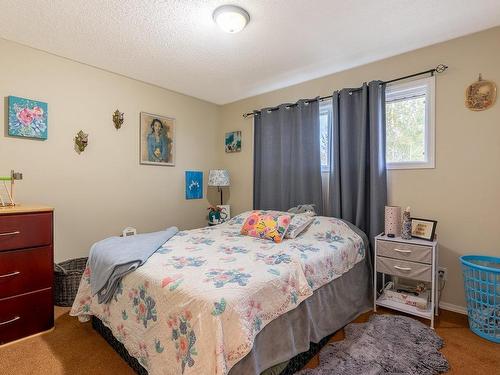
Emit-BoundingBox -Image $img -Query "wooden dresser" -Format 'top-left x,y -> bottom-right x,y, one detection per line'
0,205 -> 54,345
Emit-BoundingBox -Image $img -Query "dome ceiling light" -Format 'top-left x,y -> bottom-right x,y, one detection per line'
213,5 -> 250,33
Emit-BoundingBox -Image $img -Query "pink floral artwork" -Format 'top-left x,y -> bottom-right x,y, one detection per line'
8,96 -> 48,139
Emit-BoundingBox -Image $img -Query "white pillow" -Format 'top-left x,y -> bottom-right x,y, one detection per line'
285,214 -> 315,239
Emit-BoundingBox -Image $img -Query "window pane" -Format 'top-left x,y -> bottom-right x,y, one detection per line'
386,95 -> 426,163
320,112 -> 329,168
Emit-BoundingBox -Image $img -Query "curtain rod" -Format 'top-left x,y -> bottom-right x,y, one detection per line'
242,64 -> 448,118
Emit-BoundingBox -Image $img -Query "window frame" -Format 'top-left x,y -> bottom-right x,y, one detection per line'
385,76 -> 436,170
319,100 -> 332,173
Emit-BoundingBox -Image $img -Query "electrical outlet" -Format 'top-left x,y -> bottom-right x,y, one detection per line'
438,267 -> 447,281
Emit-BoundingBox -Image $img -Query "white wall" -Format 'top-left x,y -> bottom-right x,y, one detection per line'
218,27 -> 500,309
0,39 -> 221,262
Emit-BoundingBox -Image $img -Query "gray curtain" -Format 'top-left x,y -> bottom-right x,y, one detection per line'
327,81 -> 387,247
254,99 -> 323,213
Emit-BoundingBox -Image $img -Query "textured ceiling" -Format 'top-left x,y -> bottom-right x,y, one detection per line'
1,1 -> 500,104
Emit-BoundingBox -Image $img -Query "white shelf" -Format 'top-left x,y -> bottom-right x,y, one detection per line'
376,295 -> 432,319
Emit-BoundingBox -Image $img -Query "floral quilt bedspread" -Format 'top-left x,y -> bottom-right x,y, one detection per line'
70,212 -> 365,375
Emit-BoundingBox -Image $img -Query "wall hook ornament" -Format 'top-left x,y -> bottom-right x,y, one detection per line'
75,130 -> 89,153
465,73 -> 497,111
113,110 -> 124,129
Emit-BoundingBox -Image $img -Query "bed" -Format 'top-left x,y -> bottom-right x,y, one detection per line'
70,212 -> 372,375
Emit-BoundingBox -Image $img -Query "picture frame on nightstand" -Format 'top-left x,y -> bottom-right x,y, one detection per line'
411,218 -> 437,241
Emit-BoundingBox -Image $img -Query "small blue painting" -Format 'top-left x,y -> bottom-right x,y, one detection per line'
8,96 -> 48,139
185,171 -> 203,200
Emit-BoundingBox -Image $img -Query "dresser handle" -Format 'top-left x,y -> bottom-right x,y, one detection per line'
0,271 -> 20,278
0,316 -> 20,326
0,230 -> 20,237
394,265 -> 412,271
394,248 -> 412,254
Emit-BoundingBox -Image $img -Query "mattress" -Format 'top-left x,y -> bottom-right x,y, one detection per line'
71,213 -> 367,375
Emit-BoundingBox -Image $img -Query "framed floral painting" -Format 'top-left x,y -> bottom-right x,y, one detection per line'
8,96 -> 48,139
140,112 -> 175,166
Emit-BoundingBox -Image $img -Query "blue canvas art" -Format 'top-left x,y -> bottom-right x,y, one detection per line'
8,96 -> 48,139
185,171 -> 203,200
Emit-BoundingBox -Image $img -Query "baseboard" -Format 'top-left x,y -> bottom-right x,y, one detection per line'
439,301 -> 468,315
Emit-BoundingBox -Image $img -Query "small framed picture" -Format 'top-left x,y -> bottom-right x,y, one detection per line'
217,205 -> 231,223
225,131 -> 241,153
185,171 -> 203,200
411,218 -> 437,241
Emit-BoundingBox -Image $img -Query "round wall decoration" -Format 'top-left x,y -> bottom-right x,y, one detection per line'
465,74 -> 497,111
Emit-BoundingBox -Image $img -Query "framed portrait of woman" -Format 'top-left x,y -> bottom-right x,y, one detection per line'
140,112 -> 175,166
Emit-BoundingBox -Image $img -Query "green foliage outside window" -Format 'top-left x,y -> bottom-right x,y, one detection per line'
386,96 -> 426,163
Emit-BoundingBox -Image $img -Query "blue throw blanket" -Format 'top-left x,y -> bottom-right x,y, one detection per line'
89,227 -> 179,304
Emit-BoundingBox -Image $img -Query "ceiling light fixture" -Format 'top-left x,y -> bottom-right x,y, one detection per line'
213,5 -> 250,33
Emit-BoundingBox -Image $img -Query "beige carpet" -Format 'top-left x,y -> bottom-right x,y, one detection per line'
0,307 -> 498,374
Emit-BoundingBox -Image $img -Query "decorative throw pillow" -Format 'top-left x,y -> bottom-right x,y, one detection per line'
240,210 -> 291,243
285,213 -> 315,239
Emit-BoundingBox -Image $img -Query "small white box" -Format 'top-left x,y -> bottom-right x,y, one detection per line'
382,288 -> 430,310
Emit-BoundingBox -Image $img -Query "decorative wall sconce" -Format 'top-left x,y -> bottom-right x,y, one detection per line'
75,130 -> 89,153
113,110 -> 124,129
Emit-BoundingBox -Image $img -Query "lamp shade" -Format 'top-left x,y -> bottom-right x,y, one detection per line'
208,170 -> 230,187
384,205 -> 402,236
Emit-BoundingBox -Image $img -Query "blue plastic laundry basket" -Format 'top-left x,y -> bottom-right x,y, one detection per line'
460,255 -> 500,343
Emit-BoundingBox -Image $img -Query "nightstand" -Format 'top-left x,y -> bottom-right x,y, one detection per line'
373,234 -> 439,328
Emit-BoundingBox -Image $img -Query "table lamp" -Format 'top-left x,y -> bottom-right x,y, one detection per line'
208,170 -> 230,205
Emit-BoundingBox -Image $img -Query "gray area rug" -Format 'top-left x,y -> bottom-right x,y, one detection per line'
297,314 -> 449,375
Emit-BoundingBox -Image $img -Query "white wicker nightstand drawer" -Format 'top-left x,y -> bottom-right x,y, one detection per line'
377,240 -> 432,264
376,256 -> 432,282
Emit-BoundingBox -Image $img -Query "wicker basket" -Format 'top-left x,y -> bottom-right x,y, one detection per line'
54,257 -> 88,307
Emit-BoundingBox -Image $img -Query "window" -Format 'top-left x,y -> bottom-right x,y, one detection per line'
320,100 -> 332,172
386,76 -> 435,169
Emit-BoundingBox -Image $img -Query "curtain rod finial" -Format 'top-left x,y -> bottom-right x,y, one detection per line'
436,64 -> 448,73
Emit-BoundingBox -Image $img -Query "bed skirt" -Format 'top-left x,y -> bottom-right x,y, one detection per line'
92,257 -> 371,375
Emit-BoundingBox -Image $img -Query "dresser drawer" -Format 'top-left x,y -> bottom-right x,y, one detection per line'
0,288 -> 53,345
377,240 -> 432,264
376,256 -> 432,282
0,212 -> 52,252
0,246 -> 53,299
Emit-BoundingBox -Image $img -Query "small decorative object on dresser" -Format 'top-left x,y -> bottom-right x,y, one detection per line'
384,206 -> 402,237
401,206 -> 412,240
0,205 -> 54,345
0,170 -> 23,207
374,233 -> 439,328
411,218 -> 437,241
